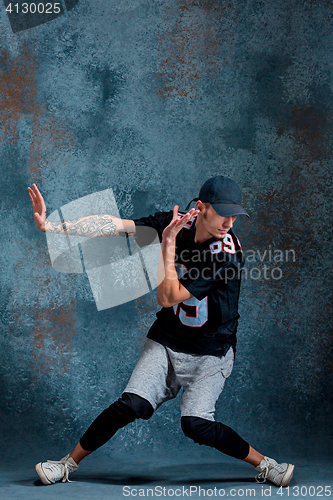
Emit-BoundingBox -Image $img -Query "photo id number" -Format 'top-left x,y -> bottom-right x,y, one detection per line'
6,3 -> 61,14
276,485 -> 332,496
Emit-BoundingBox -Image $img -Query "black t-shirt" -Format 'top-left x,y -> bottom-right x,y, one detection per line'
133,211 -> 244,356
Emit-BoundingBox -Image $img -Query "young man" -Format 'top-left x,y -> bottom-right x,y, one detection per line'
28,176 -> 294,487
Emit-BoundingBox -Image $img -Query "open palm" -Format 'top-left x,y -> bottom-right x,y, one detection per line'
27,183 -> 47,232
162,205 -> 199,242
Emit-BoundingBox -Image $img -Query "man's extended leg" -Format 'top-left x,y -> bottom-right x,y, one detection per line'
71,391 -> 154,462
177,348 -> 294,487
35,392 -> 154,484
35,338 -> 178,485
79,392 -> 154,453
181,416 -> 294,486
180,415 -> 262,465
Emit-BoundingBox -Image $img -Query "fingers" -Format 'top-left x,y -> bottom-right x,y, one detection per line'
172,205 -> 179,220
163,206 -> 199,242
171,206 -> 199,231
178,207 -> 199,222
28,184 -> 46,210
172,206 -> 198,221
28,185 -> 41,206
28,189 -> 35,204
33,184 -> 44,205
33,183 -> 41,196
27,186 -> 37,203
28,183 -> 41,200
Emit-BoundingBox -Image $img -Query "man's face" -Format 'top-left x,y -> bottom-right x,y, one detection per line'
197,202 -> 237,240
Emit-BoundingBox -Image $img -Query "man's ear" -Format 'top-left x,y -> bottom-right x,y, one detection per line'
196,200 -> 206,213
196,200 -> 202,211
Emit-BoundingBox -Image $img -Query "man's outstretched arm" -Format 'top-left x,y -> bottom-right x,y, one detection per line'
27,184 -> 135,237
156,205 -> 199,308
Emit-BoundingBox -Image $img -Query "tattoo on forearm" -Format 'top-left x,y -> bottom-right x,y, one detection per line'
46,215 -> 119,237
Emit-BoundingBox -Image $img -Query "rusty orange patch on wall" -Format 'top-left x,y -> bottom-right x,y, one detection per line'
2,43 -> 77,376
31,301 -> 77,377
0,46 -> 38,144
29,251 -> 77,377
0,43 -> 74,175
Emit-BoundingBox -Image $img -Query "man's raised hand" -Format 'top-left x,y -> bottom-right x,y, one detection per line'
162,205 -> 199,243
27,184 -> 47,232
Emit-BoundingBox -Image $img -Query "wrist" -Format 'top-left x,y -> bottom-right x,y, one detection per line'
43,219 -> 51,232
162,236 -> 176,247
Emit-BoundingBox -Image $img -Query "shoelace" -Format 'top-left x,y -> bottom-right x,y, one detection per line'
255,460 -> 285,484
46,459 -> 76,483
255,464 -> 269,484
255,458 -> 276,484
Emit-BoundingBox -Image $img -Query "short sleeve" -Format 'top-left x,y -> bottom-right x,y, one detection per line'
133,211 -> 173,247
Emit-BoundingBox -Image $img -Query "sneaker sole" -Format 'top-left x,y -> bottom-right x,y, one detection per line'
35,463 -> 53,485
280,464 -> 295,487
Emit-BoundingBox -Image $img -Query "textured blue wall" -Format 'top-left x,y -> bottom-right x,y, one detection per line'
0,0 -> 332,461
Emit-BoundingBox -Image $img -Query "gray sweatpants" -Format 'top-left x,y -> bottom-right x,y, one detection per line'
124,338 -> 234,422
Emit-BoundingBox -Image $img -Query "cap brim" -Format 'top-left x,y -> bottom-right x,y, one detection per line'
211,203 -> 250,218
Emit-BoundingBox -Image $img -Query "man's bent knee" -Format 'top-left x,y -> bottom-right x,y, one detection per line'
99,393 -> 153,428
120,392 -> 154,420
79,393 -> 154,451
181,416 -> 213,443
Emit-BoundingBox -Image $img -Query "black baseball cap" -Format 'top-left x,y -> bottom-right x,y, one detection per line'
186,176 -> 250,218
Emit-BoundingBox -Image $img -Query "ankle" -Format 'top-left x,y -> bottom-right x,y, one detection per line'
68,444 -> 92,465
68,454 -> 79,465
243,446 -> 265,467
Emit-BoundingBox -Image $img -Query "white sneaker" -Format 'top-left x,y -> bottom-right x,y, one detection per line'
35,454 -> 79,485
255,456 -> 294,487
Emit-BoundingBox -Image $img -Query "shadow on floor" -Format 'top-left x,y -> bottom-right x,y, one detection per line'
14,461 -> 259,487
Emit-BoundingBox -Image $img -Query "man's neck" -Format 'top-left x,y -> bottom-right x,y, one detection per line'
193,216 -> 211,245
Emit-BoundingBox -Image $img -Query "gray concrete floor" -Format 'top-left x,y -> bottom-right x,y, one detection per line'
1,454 -> 332,500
